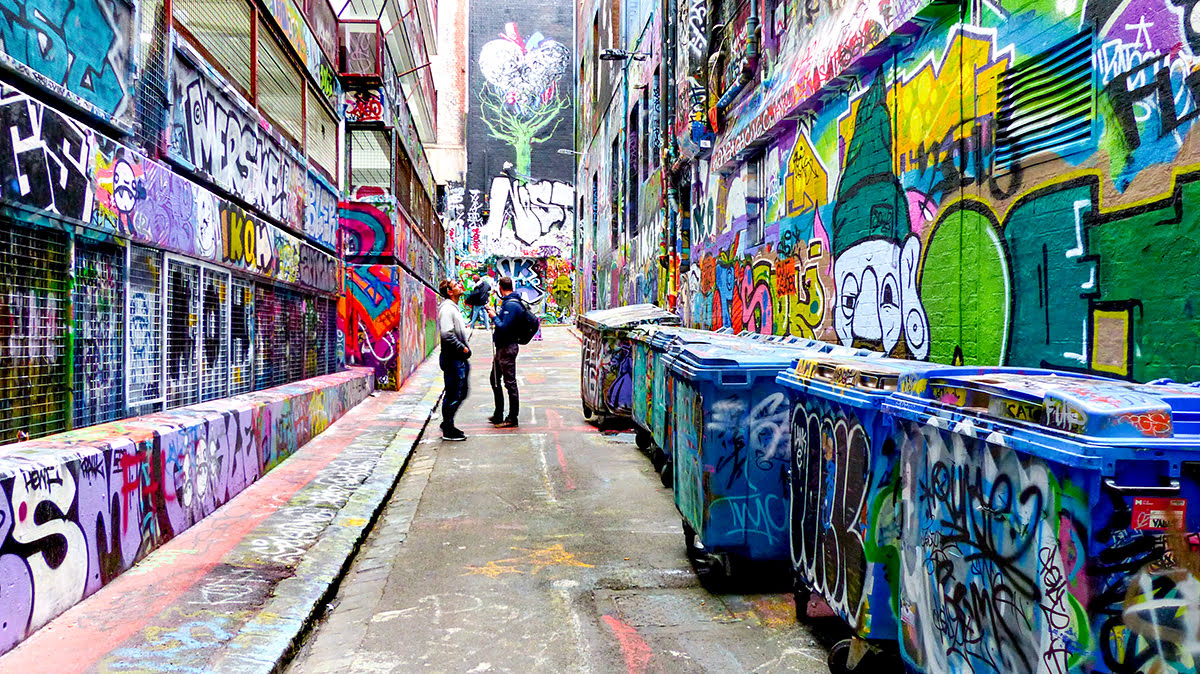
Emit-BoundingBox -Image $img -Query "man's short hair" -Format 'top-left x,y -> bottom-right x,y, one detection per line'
439,279 -> 454,298
498,276 -> 514,292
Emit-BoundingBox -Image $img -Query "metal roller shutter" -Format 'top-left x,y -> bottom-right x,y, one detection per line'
166,258 -> 201,408
74,239 -> 126,428
200,268 -> 230,402
127,246 -> 164,416
230,276 -> 255,395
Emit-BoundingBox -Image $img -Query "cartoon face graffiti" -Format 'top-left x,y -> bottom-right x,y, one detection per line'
832,235 -> 929,359
195,191 -> 218,258
112,160 -> 138,215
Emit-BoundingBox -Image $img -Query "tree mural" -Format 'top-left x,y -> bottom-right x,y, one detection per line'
477,23 -> 570,176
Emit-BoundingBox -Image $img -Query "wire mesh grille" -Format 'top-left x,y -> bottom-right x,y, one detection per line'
304,294 -> 320,379
0,221 -> 68,443
320,297 -> 335,375
284,288 -> 306,382
74,240 -> 126,428
257,28 -> 305,144
200,268 -> 230,402
230,277 -> 255,395
135,0 -> 170,152
128,246 -> 164,416
174,0 -> 254,95
308,88 -> 338,178
166,258 -> 201,408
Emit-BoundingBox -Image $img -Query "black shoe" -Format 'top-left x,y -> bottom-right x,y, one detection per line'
487,414 -> 505,425
441,428 -> 467,441
497,418 -> 518,428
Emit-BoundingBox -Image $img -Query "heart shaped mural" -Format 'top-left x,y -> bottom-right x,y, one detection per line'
479,23 -> 570,118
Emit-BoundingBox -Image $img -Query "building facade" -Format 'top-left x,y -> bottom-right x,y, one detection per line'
576,0 -> 1200,670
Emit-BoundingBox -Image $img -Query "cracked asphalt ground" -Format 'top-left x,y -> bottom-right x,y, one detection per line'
287,326 -> 841,673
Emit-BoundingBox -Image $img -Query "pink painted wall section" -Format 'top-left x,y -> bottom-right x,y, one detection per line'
0,367 -> 374,655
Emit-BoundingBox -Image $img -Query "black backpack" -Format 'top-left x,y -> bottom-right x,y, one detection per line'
510,297 -> 541,344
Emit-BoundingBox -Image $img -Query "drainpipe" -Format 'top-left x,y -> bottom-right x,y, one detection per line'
714,0 -> 760,118
662,0 -> 679,309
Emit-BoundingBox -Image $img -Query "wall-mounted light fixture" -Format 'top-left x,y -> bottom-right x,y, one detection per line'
556,149 -> 585,156
600,49 -> 650,62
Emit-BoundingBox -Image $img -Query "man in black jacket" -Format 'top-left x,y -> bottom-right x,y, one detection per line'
485,276 -> 525,427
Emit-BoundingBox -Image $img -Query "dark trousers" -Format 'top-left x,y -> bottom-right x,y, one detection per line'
441,357 -> 470,429
490,343 -> 519,420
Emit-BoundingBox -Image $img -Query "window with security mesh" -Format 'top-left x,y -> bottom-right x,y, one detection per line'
74,240 -> 126,428
200,268 -> 230,402
173,0 -> 254,97
349,128 -> 393,192
994,30 -> 1094,171
396,152 -> 412,213
230,277 -> 255,395
285,289 -> 306,381
166,258 -> 201,408
0,220 -> 68,443
128,246 -> 164,415
255,283 -> 286,389
257,28 -> 305,146
308,88 -> 338,178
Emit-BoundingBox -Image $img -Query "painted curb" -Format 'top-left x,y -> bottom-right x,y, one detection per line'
211,369 -> 445,673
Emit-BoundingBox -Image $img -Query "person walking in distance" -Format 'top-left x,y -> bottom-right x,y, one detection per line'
464,274 -> 492,330
438,279 -> 471,441
487,277 -> 526,427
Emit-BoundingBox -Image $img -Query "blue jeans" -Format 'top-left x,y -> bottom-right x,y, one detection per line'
468,305 -> 488,329
441,357 -> 470,429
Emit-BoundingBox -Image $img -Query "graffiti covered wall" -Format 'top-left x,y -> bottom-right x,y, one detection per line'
607,6 -> 1200,384
463,9 -> 576,306
0,367 -> 372,654
339,263 -> 437,390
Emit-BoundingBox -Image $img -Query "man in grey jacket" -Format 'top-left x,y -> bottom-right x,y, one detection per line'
438,279 -> 471,441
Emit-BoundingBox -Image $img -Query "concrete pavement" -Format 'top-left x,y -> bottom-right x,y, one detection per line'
288,326 -> 834,673
0,356 -> 445,674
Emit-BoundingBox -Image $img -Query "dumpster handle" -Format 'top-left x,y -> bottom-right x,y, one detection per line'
1102,478 -> 1180,495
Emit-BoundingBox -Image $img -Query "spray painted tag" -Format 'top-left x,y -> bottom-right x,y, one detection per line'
1132,497 -> 1187,530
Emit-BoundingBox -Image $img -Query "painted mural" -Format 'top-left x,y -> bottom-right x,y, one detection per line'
339,263 -> 437,390
0,368 -> 372,655
457,255 -> 576,323
592,6 -> 1200,385
464,16 -> 576,312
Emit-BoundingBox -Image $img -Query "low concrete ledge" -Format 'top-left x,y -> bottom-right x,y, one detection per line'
0,367 -> 375,655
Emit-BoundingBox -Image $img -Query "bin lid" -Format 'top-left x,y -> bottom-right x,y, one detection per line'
777,354 -> 944,400
892,370 -> 1200,440
577,304 -> 682,330
667,338 -> 832,382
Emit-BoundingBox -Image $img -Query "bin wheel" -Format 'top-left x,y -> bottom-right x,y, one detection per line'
635,428 -> 653,450
660,460 -> 673,488
683,522 -> 731,591
582,403 -> 593,420
827,639 -> 869,673
650,447 -> 666,472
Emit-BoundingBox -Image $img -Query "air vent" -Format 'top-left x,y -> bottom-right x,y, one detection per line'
993,30 -> 1094,170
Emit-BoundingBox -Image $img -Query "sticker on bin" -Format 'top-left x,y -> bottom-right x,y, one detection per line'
789,356 -> 910,391
1132,496 -> 1187,530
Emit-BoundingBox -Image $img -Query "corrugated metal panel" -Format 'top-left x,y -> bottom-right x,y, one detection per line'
174,0 -> 254,94
200,268 -> 230,402
166,258 -> 201,408
255,283 -> 285,389
284,288 -> 306,382
74,240 -> 126,428
230,276 -> 255,395
0,221 -> 69,443
128,246 -> 164,416
258,28 -> 305,143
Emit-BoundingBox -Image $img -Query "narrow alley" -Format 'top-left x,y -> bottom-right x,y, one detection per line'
288,326 -> 833,672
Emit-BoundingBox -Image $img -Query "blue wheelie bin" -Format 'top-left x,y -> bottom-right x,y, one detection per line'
884,372 -> 1200,674
775,354 -> 965,670
577,304 -> 680,426
667,338 -> 876,586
